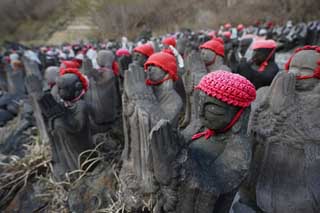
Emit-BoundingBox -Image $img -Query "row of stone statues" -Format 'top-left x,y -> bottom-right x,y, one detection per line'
2,29 -> 320,212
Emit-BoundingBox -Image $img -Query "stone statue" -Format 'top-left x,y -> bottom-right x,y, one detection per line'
235,46 -> 320,213
120,52 -> 183,211
149,71 -> 256,213
200,38 -> 230,72
43,66 -> 59,98
116,48 -> 132,80
26,67 -> 94,181
181,38 -> 230,134
132,43 -> 154,67
85,50 -> 121,134
6,60 -> 26,97
234,39 -> 279,89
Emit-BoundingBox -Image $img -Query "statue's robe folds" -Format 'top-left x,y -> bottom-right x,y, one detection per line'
46,100 -> 94,181
245,72 -> 320,213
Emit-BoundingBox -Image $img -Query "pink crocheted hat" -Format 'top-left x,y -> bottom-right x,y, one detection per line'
195,71 -> 256,107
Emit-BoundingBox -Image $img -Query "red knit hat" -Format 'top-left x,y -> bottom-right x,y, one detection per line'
252,40 -> 277,50
134,44 -> 154,57
60,68 -> 89,92
252,40 -> 277,72
200,39 -> 225,57
162,37 -> 176,47
195,71 -> 256,107
162,48 -> 174,56
237,24 -> 244,31
61,60 -> 81,69
223,31 -> 232,40
224,23 -> 232,30
116,48 -> 130,57
192,71 -> 256,141
144,52 -> 178,82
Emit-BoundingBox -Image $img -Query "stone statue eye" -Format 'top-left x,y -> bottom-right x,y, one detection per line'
205,104 -> 225,115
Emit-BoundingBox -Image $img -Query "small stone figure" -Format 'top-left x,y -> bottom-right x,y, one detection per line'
43,66 -> 59,98
116,48 -> 132,79
199,38 -> 230,72
149,71 -> 256,213
132,43 -> 154,67
6,60 -> 26,97
181,38 -> 230,133
120,52 -> 183,211
236,46 -> 320,213
85,50 -> 121,134
26,67 -> 94,181
235,39 -> 279,89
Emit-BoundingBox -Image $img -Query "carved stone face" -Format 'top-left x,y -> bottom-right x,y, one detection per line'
252,48 -> 272,66
200,48 -> 216,65
97,50 -> 114,68
57,73 -> 83,101
288,50 -> 320,90
199,91 -> 239,130
239,38 -> 252,56
44,66 -> 59,85
146,65 -> 167,82
133,52 -> 147,67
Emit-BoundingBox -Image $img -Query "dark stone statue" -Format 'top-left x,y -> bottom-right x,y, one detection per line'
235,46 -> 320,213
200,38 -> 230,72
120,52 -> 183,211
234,39 -> 279,89
6,60 -> 26,97
181,39 -> 230,134
26,68 -> 94,181
85,50 -> 121,134
132,44 -> 154,67
149,71 -> 256,213
43,66 -> 59,98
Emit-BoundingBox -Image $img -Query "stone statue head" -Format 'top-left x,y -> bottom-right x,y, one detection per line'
146,65 -> 167,83
199,39 -> 225,66
238,38 -> 253,56
97,50 -> 115,68
133,44 -> 154,67
144,52 -> 178,86
44,66 -> 59,87
132,51 -> 148,67
199,91 -> 240,130
194,71 -> 256,137
285,46 -> 320,90
176,37 -> 188,55
251,40 -> 276,68
252,48 -> 274,66
200,48 -> 217,66
57,68 -> 88,102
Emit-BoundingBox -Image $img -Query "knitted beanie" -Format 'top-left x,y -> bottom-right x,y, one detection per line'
224,23 -> 232,29
252,39 -> 277,50
200,39 -> 225,57
162,37 -> 176,47
134,44 -> 154,57
144,52 -> 178,81
116,48 -> 130,57
195,71 -> 256,107
61,60 -> 81,69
